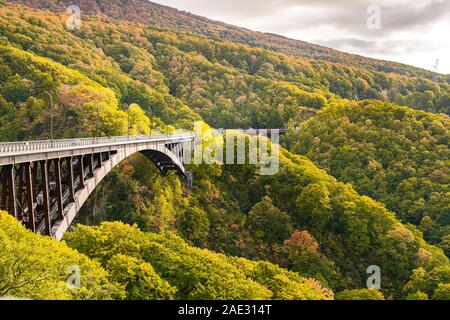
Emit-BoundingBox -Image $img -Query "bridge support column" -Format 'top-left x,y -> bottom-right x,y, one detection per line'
54,158 -> 64,220
32,163 -> 39,201
186,171 -> 194,190
1,167 -> 6,210
24,163 -> 35,232
40,160 -> 51,236
2,165 -> 18,219
67,157 -> 75,203
17,165 -> 25,215
97,153 -> 103,168
77,155 -> 85,190
88,154 -> 94,178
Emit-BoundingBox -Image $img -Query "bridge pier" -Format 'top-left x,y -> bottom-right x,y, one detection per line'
77,155 -> 85,191
186,171 -> 194,190
54,158 -> 64,221
40,160 -> 51,236
24,162 -> 35,232
67,157 -> 75,203
1,165 -> 18,220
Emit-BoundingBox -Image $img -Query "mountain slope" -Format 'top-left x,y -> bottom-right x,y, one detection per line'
0,1 -> 448,300
1,1 -> 448,136
1,212 -> 333,300
283,100 -> 450,252
5,0 -> 448,81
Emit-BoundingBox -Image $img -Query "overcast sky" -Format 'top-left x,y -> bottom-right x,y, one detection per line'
153,0 -> 450,74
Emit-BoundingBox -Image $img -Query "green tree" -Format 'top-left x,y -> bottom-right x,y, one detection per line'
179,206 -> 210,247
432,283 -> 450,300
106,254 -> 176,300
283,230 -> 336,287
247,196 -> 292,244
405,291 -> 429,300
295,183 -> 332,233
65,222 -> 332,300
335,289 -> 384,300
0,212 -> 124,300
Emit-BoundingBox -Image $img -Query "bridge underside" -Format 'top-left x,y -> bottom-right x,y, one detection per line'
0,141 -> 193,240
141,150 -> 183,176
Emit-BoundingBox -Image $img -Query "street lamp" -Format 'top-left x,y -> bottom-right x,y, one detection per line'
44,91 -> 54,143
96,102 -> 99,140
127,105 -> 131,139
149,116 -> 152,136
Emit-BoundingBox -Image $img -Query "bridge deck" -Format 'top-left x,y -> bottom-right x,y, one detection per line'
0,134 -> 194,158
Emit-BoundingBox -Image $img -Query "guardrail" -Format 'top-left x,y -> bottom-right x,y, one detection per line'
0,134 -> 195,155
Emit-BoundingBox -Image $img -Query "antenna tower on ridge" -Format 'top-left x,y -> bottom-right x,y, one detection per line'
433,59 -> 439,83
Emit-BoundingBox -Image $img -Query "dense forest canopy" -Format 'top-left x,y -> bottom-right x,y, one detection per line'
283,101 -> 450,254
1,212 -> 333,300
0,1 -> 449,300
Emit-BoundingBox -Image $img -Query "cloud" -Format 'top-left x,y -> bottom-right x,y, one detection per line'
316,38 -> 434,56
381,0 -> 450,31
252,0 -> 450,37
156,0 -> 450,33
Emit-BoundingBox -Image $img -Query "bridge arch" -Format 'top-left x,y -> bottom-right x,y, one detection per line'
52,145 -> 190,240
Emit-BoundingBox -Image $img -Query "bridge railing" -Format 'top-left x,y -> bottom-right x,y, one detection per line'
0,134 -> 194,155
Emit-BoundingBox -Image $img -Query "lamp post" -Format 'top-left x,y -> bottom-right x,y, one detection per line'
96,102 -> 99,140
149,116 -> 152,136
44,91 -> 54,144
127,105 -> 131,139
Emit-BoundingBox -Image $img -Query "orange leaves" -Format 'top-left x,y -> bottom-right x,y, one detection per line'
283,230 -> 319,259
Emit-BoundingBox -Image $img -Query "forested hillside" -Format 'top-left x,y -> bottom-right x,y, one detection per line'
1,212 -> 333,300
0,1 -> 449,300
283,101 -> 450,254
6,0 -> 450,81
0,1 -> 449,134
